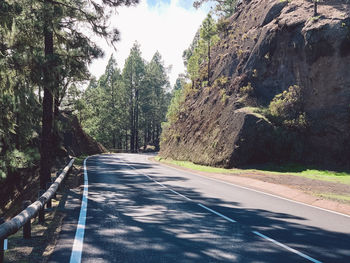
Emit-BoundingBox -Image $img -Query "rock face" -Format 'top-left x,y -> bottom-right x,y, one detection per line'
59,112 -> 107,156
160,0 -> 350,168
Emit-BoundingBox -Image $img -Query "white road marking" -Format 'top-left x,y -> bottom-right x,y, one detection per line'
119,155 -> 323,263
198,203 -> 237,223
253,231 -> 322,263
169,189 -> 193,201
124,161 -> 191,201
160,161 -> 350,219
70,157 -> 89,263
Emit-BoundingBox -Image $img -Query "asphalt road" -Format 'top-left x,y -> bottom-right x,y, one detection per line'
50,153 -> 350,263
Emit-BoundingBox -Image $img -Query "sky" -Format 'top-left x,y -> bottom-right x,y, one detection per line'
88,0 -> 210,87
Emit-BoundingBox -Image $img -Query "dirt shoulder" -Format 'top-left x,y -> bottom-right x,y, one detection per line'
152,158 -> 350,217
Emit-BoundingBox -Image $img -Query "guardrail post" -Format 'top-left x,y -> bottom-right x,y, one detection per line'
56,171 -> 61,192
38,189 -> 45,223
52,178 -> 57,200
0,217 -> 5,263
46,182 -> 52,209
22,201 -> 32,239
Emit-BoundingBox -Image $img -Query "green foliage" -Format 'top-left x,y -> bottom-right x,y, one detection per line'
80,47 -> 170,151
269,85 -> 307,129
217,18 -> 230,35
166,86 -> 186,124
240,82 -> 254,95
157,158 -> 350,185
186,14 -> 219,83
200,14 -> 217,43
193,0 -> 237,18
0,0 -> 140,182
219,88 -> 229,104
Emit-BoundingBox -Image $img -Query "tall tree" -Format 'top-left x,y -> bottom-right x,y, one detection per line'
200,13 -> 217,86
79,48 -> 170,153
186,15 -> 218,86
144,51 -> 170,150
37,0 -> 139,189
193,0 -> 237,17
123,42 -> 146,152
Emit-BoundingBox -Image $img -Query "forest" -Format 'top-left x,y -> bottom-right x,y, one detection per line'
0,0 -> 141,190
75,45 -> 171,152
0,0 -> 237,188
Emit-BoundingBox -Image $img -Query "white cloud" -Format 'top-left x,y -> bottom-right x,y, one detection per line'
88,0 -> 209,86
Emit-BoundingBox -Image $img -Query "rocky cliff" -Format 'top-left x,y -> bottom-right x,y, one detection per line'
160,0 -> 350,168
58,112 -> 107,157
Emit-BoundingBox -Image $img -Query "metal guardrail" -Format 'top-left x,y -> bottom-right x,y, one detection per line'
0,158 -> 75,262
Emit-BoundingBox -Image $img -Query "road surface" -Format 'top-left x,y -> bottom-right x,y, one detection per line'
50,153 -> 350,263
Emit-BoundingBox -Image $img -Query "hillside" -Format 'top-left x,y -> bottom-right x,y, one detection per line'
0,112 -> 106,216
160,0 -> 350,168
59,112 -> 107,156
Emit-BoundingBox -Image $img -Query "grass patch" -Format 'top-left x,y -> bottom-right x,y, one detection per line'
316,193 -> 350,203
155,157 -> 350,185
155,156 -> 243,174
74,155 -> 88,166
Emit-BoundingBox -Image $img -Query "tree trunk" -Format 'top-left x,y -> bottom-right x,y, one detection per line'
155,124 -> 160,151
314,2 -> 317,16
125,128 -> 128,152
112,133 -> 116,149
135,88 -> 139,153
130,98 -> 134,153
40,6 -> 55,190
208,40 -> 211,86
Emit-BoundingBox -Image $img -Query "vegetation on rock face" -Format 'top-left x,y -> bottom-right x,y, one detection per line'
161,0 -> 350,168
268,85 -> 307,130
193,0 -> 237,17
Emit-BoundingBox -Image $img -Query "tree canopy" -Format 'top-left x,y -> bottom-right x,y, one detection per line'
77,45 -> 171,152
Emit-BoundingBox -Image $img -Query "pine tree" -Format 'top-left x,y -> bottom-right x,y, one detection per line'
123,42 -> 146,152
37,0 -> 139,189
200,13 -> 218,86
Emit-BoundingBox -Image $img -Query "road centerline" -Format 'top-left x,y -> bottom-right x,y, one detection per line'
118,155 -> 325,263
198,203 -> 237,223
252,231 -> 322,263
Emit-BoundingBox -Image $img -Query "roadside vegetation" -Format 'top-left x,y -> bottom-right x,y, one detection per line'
155,157 -> 350,186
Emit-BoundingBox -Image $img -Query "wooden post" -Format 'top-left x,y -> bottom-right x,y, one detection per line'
56,171 -> 61,192
46,182 -> 52,209
22,201 -> 32,239
0,217 -> 4,263
51,177 -> 57,199
38,190 -> 45,223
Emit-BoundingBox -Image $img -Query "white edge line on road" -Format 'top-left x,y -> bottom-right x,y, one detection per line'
252,231 -> 322,263
4,239 -> 7,250
70,157 -> 89,263
198,203 -> 237,223
159,162 -> 350,219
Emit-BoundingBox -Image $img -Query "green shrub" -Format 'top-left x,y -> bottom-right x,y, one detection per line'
240,82 -> 254,95
269,85 -> 307,129
213,76 -> 229,88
